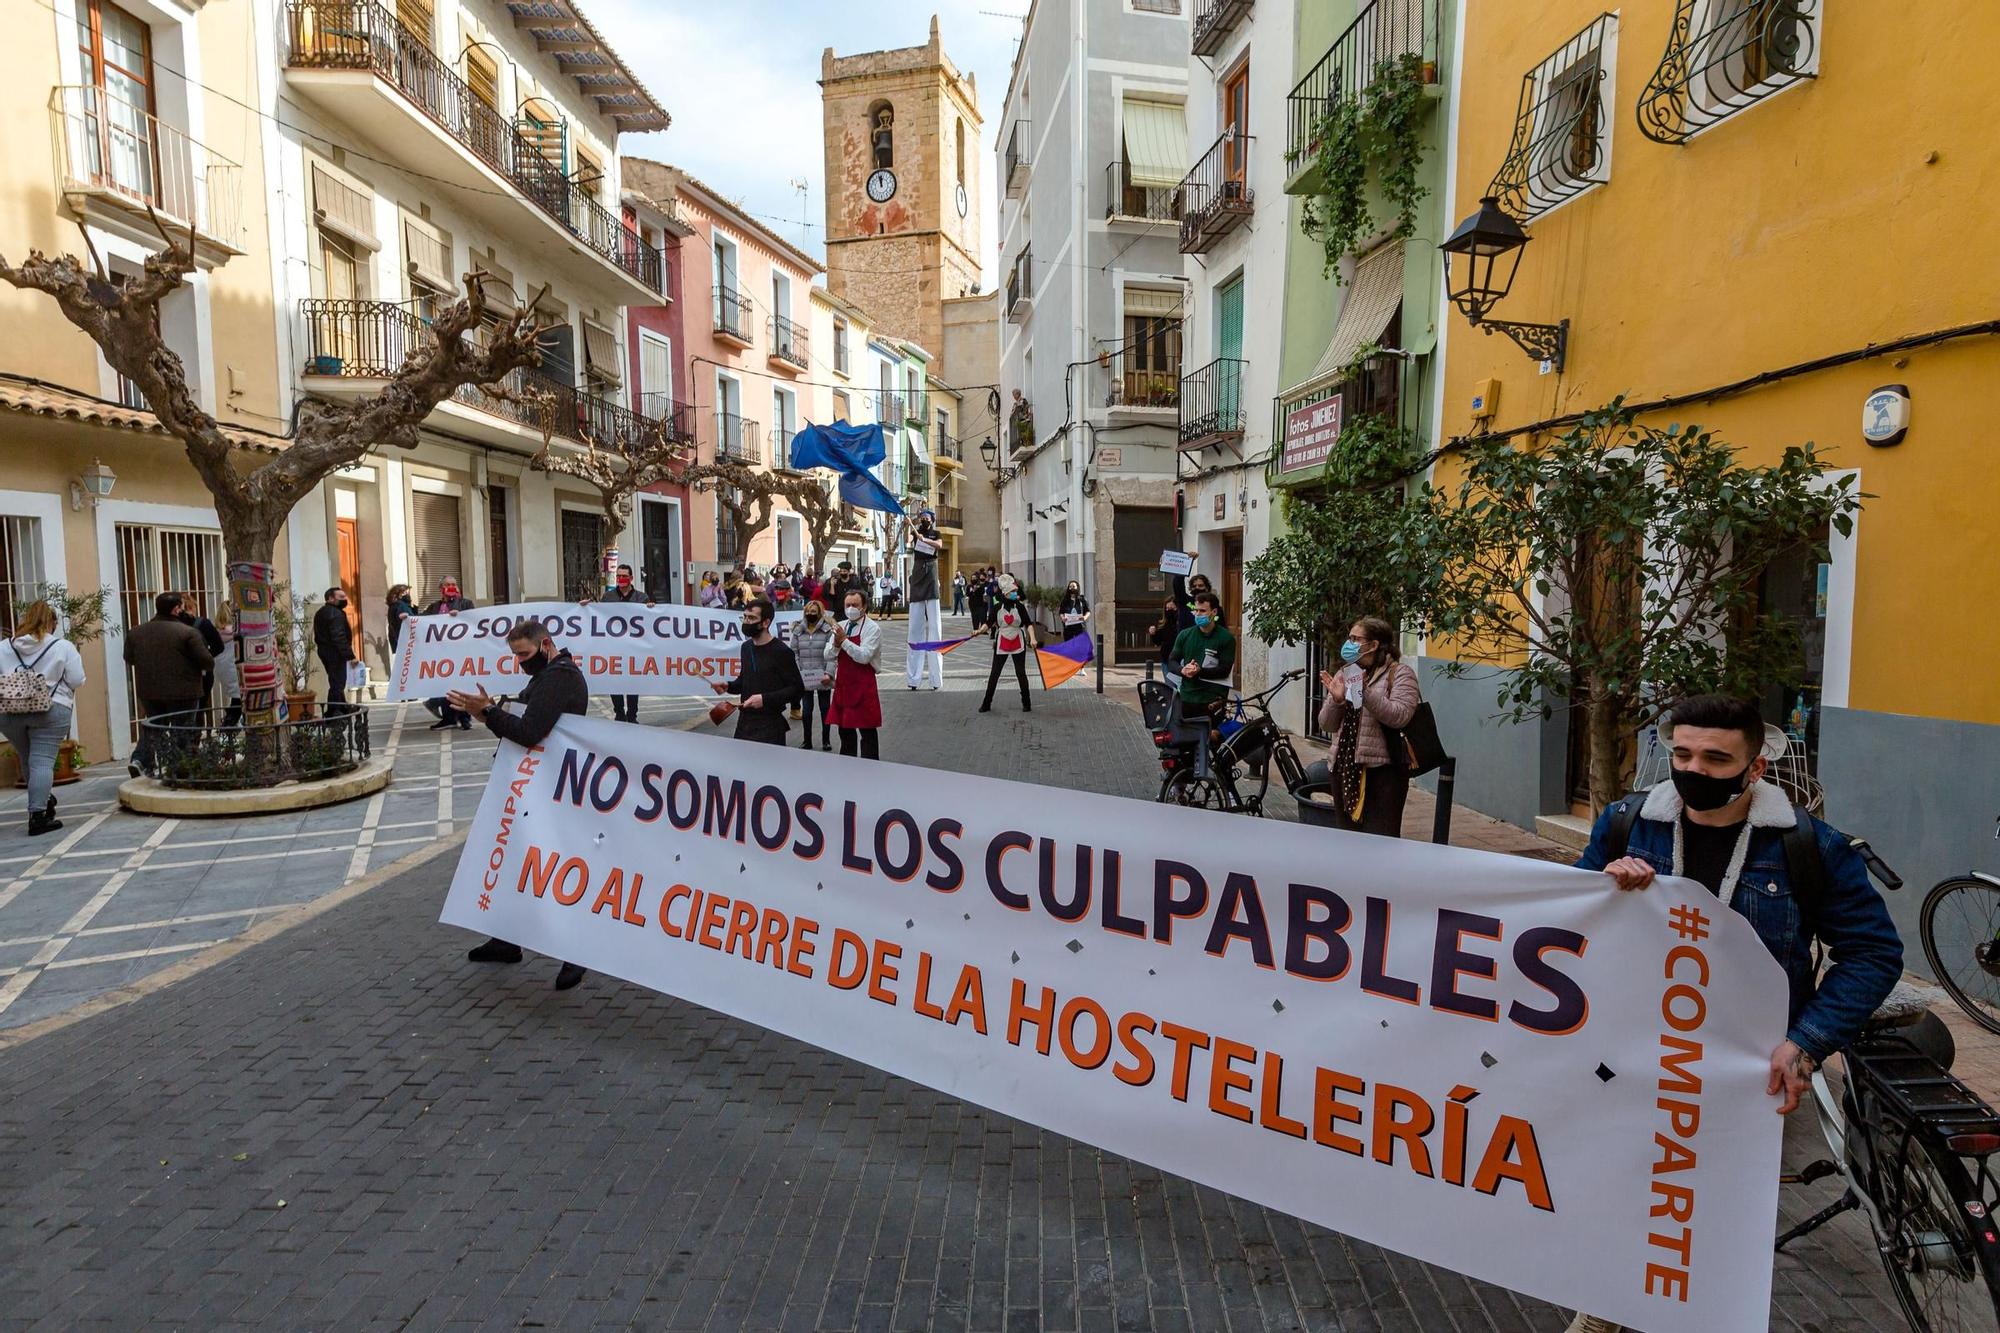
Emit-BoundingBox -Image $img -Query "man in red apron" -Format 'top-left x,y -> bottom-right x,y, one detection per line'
825,589 -> 883,759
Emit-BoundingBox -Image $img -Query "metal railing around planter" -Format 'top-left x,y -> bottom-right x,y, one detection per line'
715,413 -> 762,464
1104,158 -> 1179,223
768,314 -> 809,369
283,0 -> 661,292
1286,0 -> 1442,175
136,706 -> 370,790
1177,130 -> 1255,254
1179,357 -> 1248,448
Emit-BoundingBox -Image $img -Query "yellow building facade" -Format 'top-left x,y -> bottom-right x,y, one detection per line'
1432,2 -> 2000,908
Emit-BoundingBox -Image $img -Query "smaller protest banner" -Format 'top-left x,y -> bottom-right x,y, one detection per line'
1159,550 -> 1195,577
385,601 -> 800,701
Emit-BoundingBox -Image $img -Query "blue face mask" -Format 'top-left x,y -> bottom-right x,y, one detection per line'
1340,640 -> 1363,664
1193,613 -> 1213,629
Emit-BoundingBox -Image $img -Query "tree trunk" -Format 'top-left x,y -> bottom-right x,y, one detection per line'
1585,690 -> 1634,814
217,504 -> 285,727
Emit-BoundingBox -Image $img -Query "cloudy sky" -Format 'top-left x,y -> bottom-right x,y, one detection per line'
588,0 -> 1026,289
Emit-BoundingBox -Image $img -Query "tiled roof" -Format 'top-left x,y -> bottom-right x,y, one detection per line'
505,1 -> 670,133
0,379 -> 282,453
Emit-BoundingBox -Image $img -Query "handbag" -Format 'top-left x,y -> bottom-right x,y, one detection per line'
0,640 -> 56,715
1383,700 -> 1449,777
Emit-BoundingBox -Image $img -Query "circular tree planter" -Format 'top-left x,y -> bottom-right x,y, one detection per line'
118,706 -> 387,815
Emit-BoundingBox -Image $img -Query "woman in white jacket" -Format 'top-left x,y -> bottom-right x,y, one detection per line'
1,600 -> 86,836
824,590 -> 883,759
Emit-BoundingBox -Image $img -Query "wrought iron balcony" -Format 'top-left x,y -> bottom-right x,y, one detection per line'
935,504 -> 965,529
714,288 -> 754,344
768,314 -> 809,370
715,412 -> 762,465
1192,0 -> 1253,58
636,392 -> 699,447
1285,0 -> 1442,192
1488,15 -> 1616,222
715,523 -> 742,567
936,434 -> 964,463
1006,249 -> 1035,323
1004,121 -> 1032,198
1179,357 -> 1248,451
876,392 -> 905,425
1105,158 -> 1179,223
1637,0 -> 1819,144
1098,348 -> 1183,416
1176,131 -> 1254,254
282,0 -> 662,294
905,460 -> 933,497
50,85 -> 243,265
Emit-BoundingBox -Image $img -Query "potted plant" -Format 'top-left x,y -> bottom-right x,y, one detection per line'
269,585 -> 321,720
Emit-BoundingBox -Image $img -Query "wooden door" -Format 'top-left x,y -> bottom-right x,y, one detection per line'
1222,63 -> 1250,183
335,518 -> 362,639
1222,532 -> 1244,685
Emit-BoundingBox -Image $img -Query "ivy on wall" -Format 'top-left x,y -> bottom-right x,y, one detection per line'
1292,53 -> 1431,280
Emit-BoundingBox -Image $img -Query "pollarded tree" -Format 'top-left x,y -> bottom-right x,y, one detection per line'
0,220 -> 549,720
529,421 -> 694,530
1414,402 -> 1862,810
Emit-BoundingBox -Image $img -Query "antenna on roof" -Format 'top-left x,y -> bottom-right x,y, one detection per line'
789,177 -> 810,251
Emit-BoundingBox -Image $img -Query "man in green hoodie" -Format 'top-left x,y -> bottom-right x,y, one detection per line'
1169,591 -> 1236,775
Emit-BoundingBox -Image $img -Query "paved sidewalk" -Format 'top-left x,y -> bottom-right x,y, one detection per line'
0,635 -> 1956,1329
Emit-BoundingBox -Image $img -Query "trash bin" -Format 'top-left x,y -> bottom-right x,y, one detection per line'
1292,780 -> 1345,829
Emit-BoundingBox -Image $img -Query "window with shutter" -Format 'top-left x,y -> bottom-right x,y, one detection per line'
396,0 -> 435,45
465,46 -> 499,110
411,492 -> 462,600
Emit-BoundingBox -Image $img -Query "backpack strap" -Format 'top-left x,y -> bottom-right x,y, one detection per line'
1779,804 -> 1826,918
1603,791 -> 1647,862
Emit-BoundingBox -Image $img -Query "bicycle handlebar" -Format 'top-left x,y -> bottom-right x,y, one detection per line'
1849,837 -> 1903,893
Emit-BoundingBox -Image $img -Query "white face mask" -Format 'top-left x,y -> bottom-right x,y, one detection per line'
845,606 -> 863,622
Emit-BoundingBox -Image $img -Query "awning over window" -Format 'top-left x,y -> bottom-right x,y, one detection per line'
1122,99 -> 1185,189
1281,242 -> 1403,402
310,161 -> 378,250
1124,287 -> 1182,319
582,320 -> 622,385
477,256 -> 517,316
402,214 -> 453,293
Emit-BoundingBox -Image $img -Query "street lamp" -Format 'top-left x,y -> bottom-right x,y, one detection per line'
978,434 -> 1018,489
1439,196 -> 1569,372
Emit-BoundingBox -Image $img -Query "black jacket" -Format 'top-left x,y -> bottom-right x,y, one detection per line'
481,649 -> 589,748
907,523 -> 941,602
723,636 -> 804,742
603,585 -> 650,604
387,598 -> 415,652
424,595 -> 476,616
313,603 -> 355,664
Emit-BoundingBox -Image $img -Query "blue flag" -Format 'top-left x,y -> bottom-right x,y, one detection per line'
787,422 -> 905,516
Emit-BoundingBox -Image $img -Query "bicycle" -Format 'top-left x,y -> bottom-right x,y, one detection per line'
1137,669 -> 1309,817
1919,817 -> 2000,1036
1777,839 -> 2000,1330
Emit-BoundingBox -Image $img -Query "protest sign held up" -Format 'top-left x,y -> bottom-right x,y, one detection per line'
445,716 -> 1789,1331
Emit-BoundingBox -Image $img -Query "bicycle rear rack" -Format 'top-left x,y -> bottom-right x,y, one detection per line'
1851,1034 -> 2000,1145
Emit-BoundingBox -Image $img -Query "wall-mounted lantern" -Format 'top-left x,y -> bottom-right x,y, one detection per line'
1440,196 -> 1569,373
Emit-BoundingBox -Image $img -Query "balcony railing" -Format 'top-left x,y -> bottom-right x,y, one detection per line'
50,85 -> 242,252
905,461 -> 933,497
1177,131 -> 1254,254
768,314 -> 809,369
833,337 -> 850,376
1005,121 -> 1032,197
1192,0 -> 1253,58
936,434 -> 963,463
1006,249 -> 1034,322
298,298 -> 685,447
1098,350 -> 1183,413
715,412 -> 762,465
1286,0 -> 1442,185
1104,159 -> 1179,223
1179,357 -> 1248,450
636,391 -> 699,446
283,0 -> 662,292
715,524 -> 742,567
772,428 -> 797,469
875,392 -> 904,424
714,288 -> 753,343
935,504 -> 965,529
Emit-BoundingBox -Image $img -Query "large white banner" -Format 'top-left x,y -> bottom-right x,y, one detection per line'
386,601 -> 801,700
443,717 -> 1787,1330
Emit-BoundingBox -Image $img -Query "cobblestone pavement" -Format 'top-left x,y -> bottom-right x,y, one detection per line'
0,614 -> 1974,1328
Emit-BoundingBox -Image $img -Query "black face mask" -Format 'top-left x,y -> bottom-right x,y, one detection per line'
1671,762 -> 1753,812
518,649 -> 551,677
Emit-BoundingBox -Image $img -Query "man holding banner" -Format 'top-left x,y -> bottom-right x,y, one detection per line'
445,618 -> 590,991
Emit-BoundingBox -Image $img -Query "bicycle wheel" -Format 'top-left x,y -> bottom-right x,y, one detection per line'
1921,877 -> 2000,1036
1873,1132 -> 2000,1331
1162,770 -> 1228,810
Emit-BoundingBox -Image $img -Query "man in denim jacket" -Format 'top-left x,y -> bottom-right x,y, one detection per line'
1564,694 -> 1902,1333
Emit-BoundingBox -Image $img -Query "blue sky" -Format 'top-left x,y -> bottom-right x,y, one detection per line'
589,0 -> 1025,288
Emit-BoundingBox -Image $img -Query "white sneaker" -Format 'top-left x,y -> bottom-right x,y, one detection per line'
1564,1316 -> 1623,1333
